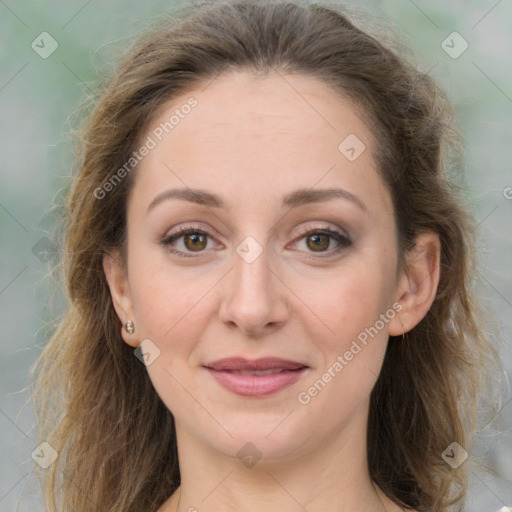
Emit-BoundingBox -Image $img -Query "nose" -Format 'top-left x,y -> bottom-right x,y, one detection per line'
218,237 -> 290,337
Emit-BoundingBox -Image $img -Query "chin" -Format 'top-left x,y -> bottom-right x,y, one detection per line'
204,415 -> 315,463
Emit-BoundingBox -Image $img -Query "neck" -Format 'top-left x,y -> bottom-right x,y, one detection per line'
164,403 -> 397,512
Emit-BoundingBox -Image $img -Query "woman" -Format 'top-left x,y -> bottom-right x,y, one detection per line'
31,1 -> 499,511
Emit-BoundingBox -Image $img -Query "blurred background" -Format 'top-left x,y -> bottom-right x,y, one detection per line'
1,0 -> 511,510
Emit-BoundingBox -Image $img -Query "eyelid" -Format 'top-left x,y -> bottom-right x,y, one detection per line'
162,223 -> 219,241
293,222 -> 350,241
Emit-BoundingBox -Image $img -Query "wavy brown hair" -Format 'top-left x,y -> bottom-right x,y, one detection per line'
31,1 -> 499,511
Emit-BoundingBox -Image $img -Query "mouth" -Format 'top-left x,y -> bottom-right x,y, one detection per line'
216,368 -> 302,375
203,357 -> 309,397
204,357 -> 308,372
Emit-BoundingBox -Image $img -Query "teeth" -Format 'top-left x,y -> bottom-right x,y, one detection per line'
228,369 -> 284,375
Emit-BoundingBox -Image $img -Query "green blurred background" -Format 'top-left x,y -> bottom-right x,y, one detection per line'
1,0 -> 511,510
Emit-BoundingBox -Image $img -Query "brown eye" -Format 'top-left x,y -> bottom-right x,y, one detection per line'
293,226 -> 352,257
306,233 -> 330,252
161,227 -> 218,257
183,232 -> 207,251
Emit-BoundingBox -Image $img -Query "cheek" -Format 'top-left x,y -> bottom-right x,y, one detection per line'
298,251 -> 397,398
304,256 -> 396,348
128,248 -> 209,348
128,256 -> 213,410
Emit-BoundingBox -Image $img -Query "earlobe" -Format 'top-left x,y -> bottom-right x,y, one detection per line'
388,231 -> 441,336
103,251 -> 138,347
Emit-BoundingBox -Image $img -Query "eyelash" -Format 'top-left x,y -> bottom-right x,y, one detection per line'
160,224 -> 352,259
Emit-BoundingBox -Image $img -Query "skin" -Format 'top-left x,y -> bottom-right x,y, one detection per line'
104,70 -> 440,512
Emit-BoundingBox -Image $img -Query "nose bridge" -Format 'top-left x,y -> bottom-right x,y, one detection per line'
218,233 -> 287,333
234,235 -> 270,293
232,234 -> 273,307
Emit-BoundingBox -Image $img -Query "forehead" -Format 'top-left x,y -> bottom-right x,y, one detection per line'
130,70 -> 391,218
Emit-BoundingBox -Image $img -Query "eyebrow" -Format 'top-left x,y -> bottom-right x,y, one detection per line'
146,186 -> 367,213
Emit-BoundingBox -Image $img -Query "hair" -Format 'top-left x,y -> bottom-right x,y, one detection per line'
30,1 -> 500,511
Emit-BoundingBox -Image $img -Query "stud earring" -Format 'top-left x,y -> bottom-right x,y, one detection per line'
124,320 -> 135,334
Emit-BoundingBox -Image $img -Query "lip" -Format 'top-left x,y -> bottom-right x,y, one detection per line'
204,357 -> 307,371
203,357 -> 309,397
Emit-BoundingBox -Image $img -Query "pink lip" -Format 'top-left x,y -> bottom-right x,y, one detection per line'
204,358 -> 309,397
205,357 -> 307,371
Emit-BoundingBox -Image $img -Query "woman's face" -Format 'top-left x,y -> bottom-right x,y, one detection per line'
105,70 -> 430,463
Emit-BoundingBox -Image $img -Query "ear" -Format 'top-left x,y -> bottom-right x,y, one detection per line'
103,250 -> 138,347
388,231 -> 441,336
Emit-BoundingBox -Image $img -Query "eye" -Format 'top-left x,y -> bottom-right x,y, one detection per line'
160,223 -> 352,259
292,225 -> 352,257
160,226 -> 220,257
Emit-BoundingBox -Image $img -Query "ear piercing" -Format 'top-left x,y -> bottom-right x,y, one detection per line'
124,320 -> 135,334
